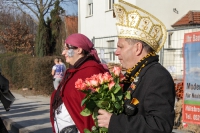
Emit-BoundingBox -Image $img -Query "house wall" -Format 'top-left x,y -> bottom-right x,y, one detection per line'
78,0 -> 200,39
78,0 -> 120,40
136,0 -> 200,30
65,16 -> 78,36
78,0 -> 200,78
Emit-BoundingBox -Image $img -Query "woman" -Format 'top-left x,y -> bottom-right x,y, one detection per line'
50,33 -> 108,133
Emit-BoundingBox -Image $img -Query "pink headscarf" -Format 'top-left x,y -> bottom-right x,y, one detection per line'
65,33 -> 101,63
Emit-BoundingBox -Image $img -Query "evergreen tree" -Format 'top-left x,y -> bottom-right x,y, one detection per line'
35,14 -> 50,57
50,0 -> 64,55
46,17 -> 53,55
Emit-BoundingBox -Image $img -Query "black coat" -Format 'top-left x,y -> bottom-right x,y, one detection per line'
0,73 -> 9,92
0,74 -> 9,133
109,62 -> 175,133
0,117 -> 8,133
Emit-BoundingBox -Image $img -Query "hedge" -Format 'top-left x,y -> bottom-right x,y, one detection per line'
0,53 -> 67,95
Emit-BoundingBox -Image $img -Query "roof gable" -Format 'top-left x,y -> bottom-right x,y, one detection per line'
172,11 -> 200,27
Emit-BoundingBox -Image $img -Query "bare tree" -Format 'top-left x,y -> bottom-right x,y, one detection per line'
2,0 -> 77,57
0,0 -> 37,43
0,21 -> 34,54
0,0 -> 37,31
5,0 -> 78,23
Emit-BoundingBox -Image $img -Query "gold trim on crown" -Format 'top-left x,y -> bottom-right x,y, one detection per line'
114,0 -> 167,52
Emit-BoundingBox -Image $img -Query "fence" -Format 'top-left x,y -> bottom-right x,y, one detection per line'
92,27 -> 200,80
92,36 -> 118,64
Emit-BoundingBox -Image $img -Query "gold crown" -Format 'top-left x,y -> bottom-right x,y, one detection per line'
113,0 -> 167,52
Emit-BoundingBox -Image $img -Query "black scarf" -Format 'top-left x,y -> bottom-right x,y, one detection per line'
123,52 -> 159,91
52,54 -> 95,114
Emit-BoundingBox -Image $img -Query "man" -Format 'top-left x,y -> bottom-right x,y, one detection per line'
97,1 -> 175,133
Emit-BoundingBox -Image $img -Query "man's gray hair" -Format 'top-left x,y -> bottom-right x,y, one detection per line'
125,38 -> 155,53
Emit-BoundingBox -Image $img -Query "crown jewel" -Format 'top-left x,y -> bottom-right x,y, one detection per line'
114,0 -> 167,52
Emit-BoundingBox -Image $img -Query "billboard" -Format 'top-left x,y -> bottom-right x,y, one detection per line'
183,31 -> 200,124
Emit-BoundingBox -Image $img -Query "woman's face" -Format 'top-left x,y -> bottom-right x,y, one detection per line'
62,44 -> 79,65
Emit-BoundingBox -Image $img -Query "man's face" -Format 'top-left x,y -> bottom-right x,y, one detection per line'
115,38 -> 137,69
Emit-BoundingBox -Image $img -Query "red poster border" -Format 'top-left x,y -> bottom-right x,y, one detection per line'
183,31 -> 200,125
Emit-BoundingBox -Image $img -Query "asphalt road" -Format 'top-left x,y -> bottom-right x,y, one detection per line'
0,92 -> 52,133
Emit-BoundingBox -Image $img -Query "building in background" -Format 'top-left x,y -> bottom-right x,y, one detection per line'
164,10 -> 200,79
78,0 -> 200,79
65,16 -> 78,37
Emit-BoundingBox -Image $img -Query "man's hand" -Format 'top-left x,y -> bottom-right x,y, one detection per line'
97,109 -> 112,128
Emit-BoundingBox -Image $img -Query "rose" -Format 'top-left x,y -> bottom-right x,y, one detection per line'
119,73 -> 125,82
75,79 -> 87,91
85,77 -> 99,87
97,73 -> 104,84
108,81 -> 115,90
102,72 -> 113,83
75,66 -> 129,133
97,72 -> 113,84
112,66 -> 121,76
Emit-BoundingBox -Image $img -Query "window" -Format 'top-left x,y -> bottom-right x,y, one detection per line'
108,0 -> 114,10
168,32 -> 173,48
107,40 -> 115,61
87,0 -> 93,16
88,3 -> 93,16
110,51 -> 115,61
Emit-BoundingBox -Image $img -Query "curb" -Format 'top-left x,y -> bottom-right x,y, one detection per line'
0,92 -> 52,133
1,115 -> 31,133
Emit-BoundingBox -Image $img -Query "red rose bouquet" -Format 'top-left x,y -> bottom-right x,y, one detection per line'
75,66 -> 131,133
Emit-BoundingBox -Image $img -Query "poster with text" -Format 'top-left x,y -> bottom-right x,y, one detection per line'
183,31 -> 200,125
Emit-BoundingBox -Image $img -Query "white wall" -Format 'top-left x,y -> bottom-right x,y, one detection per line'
78,0 -> 118,40
136,0 -> 200,30
79,0 -> 200,39
78,0 -> 200,72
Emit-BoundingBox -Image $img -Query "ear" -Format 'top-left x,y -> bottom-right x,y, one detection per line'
77,47 -> 83,54
135,42 -> 143,55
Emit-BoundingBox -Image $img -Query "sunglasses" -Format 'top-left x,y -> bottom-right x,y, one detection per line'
64,43 -> 78,50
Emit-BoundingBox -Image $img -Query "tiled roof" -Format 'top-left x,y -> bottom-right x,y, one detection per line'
172,11 -> 200,27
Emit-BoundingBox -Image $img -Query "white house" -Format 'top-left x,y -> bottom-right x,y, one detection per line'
78,0 -> 200,79
78,0 -> 200,37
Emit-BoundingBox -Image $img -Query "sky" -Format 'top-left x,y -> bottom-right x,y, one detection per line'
18,1 -> 78,20
61,1 -> 78,15
42,1 -> 78,20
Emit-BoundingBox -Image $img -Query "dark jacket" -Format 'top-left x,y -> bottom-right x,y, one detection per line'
0,73 -> 9,92
50,60 -> 107,133
0,73 -> 9,133
109,62 -> 175,133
